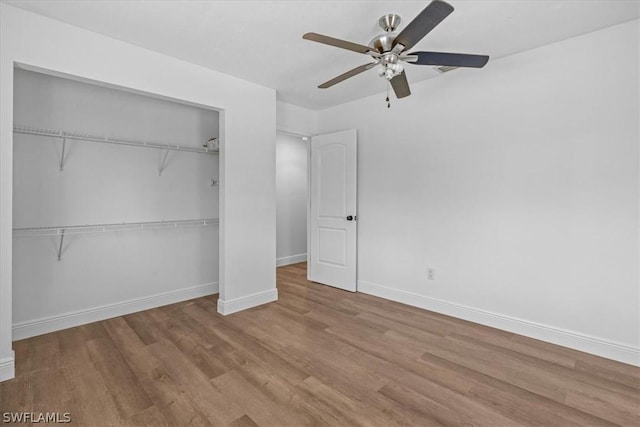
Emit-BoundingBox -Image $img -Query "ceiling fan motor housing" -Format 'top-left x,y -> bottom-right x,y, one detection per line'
369,32 -> 396,54
370,29 -> 405,80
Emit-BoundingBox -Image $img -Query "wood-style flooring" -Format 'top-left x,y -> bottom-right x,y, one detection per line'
1,262 -> 639,426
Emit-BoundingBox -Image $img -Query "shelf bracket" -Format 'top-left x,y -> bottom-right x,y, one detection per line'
59,134 -> 67,171
159,149 -> 170,176
57,229 -> 65,261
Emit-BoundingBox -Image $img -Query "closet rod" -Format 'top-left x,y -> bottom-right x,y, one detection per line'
13,218 -> 219,238
14,124 -> 219,155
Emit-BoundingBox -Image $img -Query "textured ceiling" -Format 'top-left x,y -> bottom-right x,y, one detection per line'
4,0 -> 639,109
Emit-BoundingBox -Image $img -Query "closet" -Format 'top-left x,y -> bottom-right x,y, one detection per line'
12,69 -> 220,339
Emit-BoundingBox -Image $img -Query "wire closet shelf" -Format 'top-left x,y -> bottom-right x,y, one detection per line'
13,218 -> 219,238
13,124 -> 219,154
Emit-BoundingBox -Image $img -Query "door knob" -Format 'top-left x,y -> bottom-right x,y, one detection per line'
346,216 -> 353,221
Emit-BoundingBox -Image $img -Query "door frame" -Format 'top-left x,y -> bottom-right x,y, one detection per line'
274,128 -> 358,292
307,129 -> 358,291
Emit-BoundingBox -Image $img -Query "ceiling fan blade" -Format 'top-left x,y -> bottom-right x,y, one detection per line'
408,51 -> 489,68
303,32 -> 375,54
318,63 -> 378,89
393,0 -> 454,52
390,71 -> 411,98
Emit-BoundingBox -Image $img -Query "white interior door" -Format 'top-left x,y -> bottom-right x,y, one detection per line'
308,129 -> 357,291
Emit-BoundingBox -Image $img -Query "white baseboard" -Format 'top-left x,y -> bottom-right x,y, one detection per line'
276,253 -> 307,267
358,280 -> 640,367
12,282 -> 219,341
0,351 -> 15,382
217,288 -> 278,315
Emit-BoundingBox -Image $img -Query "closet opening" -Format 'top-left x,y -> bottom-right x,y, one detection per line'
12,66 -> 222,340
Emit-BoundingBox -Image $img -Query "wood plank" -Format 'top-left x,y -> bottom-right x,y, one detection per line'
0,373 -> 34,419
148,339 -> 245,425
56,327 -> 123,426
212,370 -> 312,426
196,320 -> 311,387
12,332 -> 60,376
378,381 -> 465,426
418,352 -> 616,427
126,405 -> 171,427
101,317 -> 212,427
450,332 -> 639,398
141,309 -> 230,379
574,359 -> 640,391
122,312 -> 161,345
84,327 -> 154,418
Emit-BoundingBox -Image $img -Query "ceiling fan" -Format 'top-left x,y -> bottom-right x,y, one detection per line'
302,0 -> 489,100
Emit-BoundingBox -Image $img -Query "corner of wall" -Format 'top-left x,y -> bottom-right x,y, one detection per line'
0,4 -> 16,384
0,350 -> 15,382
217,288 -> 278,315
276,100 -> 318,135
276,253 -> 307,267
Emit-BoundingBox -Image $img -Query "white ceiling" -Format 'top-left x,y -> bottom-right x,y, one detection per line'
4,0 -> 639,110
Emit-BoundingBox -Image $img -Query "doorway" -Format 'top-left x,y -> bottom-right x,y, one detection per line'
275,130 -> 309,267
275,129 -> 358,292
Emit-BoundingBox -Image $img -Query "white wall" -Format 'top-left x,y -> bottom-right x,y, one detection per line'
317,20 -> 640,365
1,4 -> 277,381
12,69 -> 219,336
276,133 -> 308,266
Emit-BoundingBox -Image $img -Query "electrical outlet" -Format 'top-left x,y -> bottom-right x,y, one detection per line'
427,268 -> 435,280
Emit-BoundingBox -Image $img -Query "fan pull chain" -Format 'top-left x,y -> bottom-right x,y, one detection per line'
386,81 -> 391,108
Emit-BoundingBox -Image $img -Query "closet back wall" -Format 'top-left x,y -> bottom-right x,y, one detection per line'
12,69 -> 219,338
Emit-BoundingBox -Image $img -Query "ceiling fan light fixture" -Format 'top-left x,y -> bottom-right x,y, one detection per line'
378,66 -> 404,80
377,53 -> 404,80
